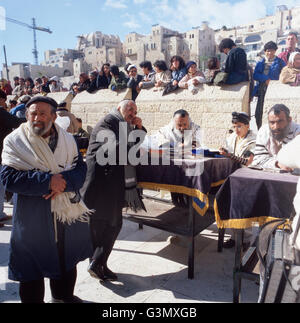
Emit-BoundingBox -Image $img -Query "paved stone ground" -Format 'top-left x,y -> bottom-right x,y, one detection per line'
0,196 -> 259,304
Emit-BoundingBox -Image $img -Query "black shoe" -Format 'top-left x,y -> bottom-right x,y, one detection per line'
223,238 -> 235,249
51,295 -> 83,303
103,266 -> 118,281
88,261 -> 106,282
63,295 -> 83,303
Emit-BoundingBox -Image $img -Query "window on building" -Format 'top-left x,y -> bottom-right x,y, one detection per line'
244,34 -> 261,43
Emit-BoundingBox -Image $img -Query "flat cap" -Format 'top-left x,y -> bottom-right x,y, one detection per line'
25,96 -> 58,110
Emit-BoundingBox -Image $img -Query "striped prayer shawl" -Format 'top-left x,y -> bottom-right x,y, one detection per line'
252,121 -> 300,169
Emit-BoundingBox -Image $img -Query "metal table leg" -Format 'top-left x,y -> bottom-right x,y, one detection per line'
233,229 -> 244,303
188,196 -> 195,279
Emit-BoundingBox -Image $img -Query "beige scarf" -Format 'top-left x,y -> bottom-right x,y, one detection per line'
2,122 -> 92,225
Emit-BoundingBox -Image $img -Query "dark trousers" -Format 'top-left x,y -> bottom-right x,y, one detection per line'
89,218 -> 122,266
19,220 -> 77,303
255,83 -> 268,130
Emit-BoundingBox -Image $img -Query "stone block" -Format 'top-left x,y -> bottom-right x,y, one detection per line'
47,92 -> 74,112
70,82 -> 250,149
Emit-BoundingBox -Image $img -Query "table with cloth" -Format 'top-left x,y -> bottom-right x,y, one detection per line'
122,156 -> 239,279
214,167 -> 299,302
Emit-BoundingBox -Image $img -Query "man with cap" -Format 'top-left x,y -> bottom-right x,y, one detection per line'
0,90 -> 23,228
252,104 -> 300,170
219,112 -> 256,166
0,96 -> 93,303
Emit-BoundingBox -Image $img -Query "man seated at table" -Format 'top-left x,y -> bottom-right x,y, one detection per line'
152,109 -> 202,150
251,104 -> 300,170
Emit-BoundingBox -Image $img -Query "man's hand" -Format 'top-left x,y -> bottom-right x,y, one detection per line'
219,147 -> 229,156
276,161 -> 293,172
50,174 -> 66,193
131,117 -> 143,129
43,174 -> 66,200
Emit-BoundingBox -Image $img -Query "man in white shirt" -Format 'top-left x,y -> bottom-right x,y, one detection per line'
252,104 -> 300,170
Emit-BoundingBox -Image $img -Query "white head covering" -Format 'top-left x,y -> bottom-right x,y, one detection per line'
127,64 -> 137,71
288,52 -> 300,65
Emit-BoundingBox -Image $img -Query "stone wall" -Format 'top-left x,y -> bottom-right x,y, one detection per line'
70,82 -> 250,149
263,81 -> 300,125
47,92 -> 74,112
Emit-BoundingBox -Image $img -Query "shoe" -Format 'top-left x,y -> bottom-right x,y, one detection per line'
63,295 -> 83,303
50,296 -> 83,303
88,261 -> 106,282
0,215 -> 12,222
103,265 -> 118,281
223,238 -> 236,249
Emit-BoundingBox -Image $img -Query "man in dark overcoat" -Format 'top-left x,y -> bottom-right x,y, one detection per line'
82,100 -> 146,281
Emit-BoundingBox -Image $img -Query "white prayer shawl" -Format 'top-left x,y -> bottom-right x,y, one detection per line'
225,130 -> 256,157
277,135 -> 300,251
252,121 -> 300,169
2,122 -> 91,225
154,120 -> 202,148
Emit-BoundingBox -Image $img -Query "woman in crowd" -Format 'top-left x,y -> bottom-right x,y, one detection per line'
153,60 -> 171,90
32,78 -> 43,94
204,57 -> 221,84
76,73 -> 91,93
98,63 -> 111,89
170,55 -> 187,87
178,61 -> 206,94
109,65 -> 128,91
0,79 -> 13,95
253,41 -> 286,129
280,52 -> 300,86
138,61 -> 156,89
23,78 -> 34,95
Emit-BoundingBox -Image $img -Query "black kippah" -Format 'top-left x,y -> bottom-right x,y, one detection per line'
174,109 -> 189,118
232,112 -> 250,124
25,96 -> 58,110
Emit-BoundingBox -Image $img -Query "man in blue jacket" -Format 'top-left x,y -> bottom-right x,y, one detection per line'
253,41 -> 286,129
0,96 -> 92,303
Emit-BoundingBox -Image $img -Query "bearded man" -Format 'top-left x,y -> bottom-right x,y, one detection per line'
252,104 -> 300,170
154,109 -> 202,149
0,96 -> 92,303
82,100 -> 147,282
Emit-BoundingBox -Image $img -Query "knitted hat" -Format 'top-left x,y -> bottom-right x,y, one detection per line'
186,61 -> 197,71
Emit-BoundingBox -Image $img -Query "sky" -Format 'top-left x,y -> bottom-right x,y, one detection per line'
0,0 -> 299,69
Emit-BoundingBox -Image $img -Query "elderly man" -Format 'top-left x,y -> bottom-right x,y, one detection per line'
0,96 -> 92,303
278,32 -> 300,65
82,100 -> 147,282
252,104 -> 300,170
153,109 -> 202,150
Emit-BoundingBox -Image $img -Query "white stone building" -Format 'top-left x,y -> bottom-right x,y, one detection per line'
123,23 -> 215,70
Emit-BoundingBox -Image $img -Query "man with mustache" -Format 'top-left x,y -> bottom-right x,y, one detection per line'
1,96 -> 92,303
252,104 -> 300,170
